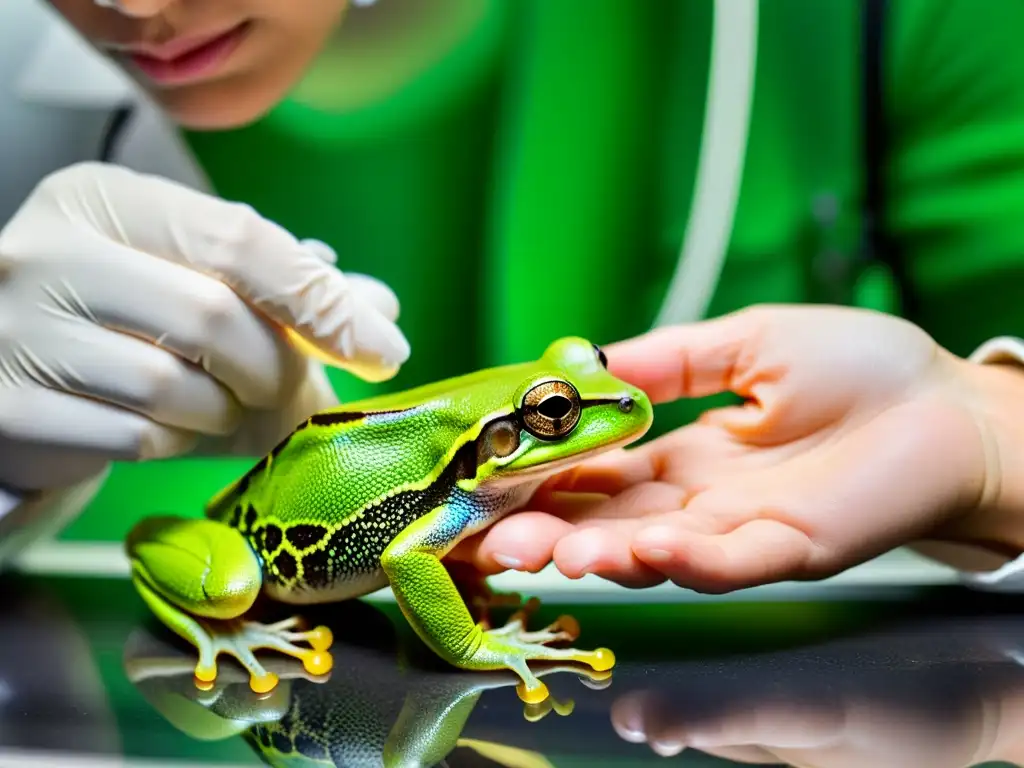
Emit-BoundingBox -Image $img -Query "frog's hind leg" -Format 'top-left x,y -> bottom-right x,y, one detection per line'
126,516 -> 333,694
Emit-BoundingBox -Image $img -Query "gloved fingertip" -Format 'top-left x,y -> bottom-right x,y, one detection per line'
299,238 -> 338,265
346,273 -> 401,322
353,305 -> 411,365
379,322 -> 412,366
138,425 -> 198,461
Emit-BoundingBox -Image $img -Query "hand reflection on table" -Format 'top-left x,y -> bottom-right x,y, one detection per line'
608,615 -> 1024,767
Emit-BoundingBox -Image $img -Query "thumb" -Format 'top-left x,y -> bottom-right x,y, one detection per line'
603,309 -> 762,404
55,163 -> 410,380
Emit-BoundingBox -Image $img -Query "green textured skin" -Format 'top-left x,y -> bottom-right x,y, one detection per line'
125,337 -> 652,695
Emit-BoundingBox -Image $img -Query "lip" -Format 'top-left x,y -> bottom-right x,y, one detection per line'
118,22 -> 251,86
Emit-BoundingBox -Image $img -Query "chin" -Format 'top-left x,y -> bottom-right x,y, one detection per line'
154,76 -> 289,131
159,94 -> 275,132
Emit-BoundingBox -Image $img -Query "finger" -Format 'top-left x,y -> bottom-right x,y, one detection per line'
0,388 -> 196,489
45,321 -> 240,435
671,702 -> 845,751
86,165 -> 411,372
541,445 -> 662,496
542,423 -> 748,499
632,515 -> 819,593
610,690 -> 656,744
611,691 -> 785,764
449,479 -> 687,578
540,481 -> 694,525
344,273 -> 401,323
543,483 -> 700,586
690,746 -> 786,765
64,240 -> 303,409
602,310 -> 761,403
0,441 -> 111,492
452,478 -> 696,585
297,239 -> 402,323
553,526 -> 667,588
447,512 -> 573,575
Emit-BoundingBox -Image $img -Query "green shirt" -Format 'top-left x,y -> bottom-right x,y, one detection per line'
62,0 -> 1024,543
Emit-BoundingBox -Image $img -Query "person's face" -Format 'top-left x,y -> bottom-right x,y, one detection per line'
47,0 -> 350,129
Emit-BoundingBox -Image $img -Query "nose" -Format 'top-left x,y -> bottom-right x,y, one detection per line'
93,0 -> 176,18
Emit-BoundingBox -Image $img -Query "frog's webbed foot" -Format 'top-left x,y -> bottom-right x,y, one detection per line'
487,597 -> 581,644
190,615 -> 334,694
477,596 -> 614,705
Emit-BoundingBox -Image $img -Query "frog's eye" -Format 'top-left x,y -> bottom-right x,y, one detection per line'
519,380 -> 582,440
478,418 -> 521,462
592,344 -> 609,369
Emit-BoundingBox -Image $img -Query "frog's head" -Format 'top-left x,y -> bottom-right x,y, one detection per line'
470,337 -> 653,486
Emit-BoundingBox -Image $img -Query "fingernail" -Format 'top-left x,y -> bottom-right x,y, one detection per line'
618,713 -> 645,742
651,738 -> 686,757
643,549 -> 673,562
635,526 -> 675,561
493,553 -> 523,570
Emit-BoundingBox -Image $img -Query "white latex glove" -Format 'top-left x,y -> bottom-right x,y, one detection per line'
0,161 -> 410,492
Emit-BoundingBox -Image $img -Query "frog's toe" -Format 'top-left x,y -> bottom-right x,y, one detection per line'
489,596 -> 542,637
241,617 -> 335,678
492,598 -> 581,645
186,615 -> 334,694
523,694 -> 575,722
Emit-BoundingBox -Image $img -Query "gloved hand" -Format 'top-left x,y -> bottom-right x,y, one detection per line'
0,161 -> 410,492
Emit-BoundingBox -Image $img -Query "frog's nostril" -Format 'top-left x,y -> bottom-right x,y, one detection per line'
617,397 -> 634,414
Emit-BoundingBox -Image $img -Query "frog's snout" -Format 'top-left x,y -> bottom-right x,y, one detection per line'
620,388 -> 654,433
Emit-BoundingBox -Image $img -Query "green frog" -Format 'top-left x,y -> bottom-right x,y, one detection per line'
125,337 -> 652,705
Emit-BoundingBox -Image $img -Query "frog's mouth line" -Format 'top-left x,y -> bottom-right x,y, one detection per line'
482,432 -> 646,489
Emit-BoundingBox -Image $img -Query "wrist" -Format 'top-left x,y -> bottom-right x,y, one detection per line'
911,342 -> 1024,572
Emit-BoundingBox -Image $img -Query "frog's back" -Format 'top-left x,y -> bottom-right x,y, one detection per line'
205,403 -> 478,604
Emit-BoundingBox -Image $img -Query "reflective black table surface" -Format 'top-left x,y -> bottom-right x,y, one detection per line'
2,573 -> 1023,767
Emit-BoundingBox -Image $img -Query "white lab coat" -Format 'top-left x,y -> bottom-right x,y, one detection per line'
0,0 -> 208,225
2,0 -> 1023,596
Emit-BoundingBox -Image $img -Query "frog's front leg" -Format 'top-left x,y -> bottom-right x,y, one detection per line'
126,516 -> 334,694
381,506 -> 615,704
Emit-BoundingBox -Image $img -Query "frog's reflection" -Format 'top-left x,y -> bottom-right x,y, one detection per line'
125,593 -> 1024,768
607,614 -> 1024,767
123,597 -> 610,768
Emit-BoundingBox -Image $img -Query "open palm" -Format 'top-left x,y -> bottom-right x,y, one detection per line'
450,306 -> 995,592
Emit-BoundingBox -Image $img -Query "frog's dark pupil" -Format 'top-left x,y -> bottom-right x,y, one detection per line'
538,395 -> 573,419
593,344 -> 609,368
